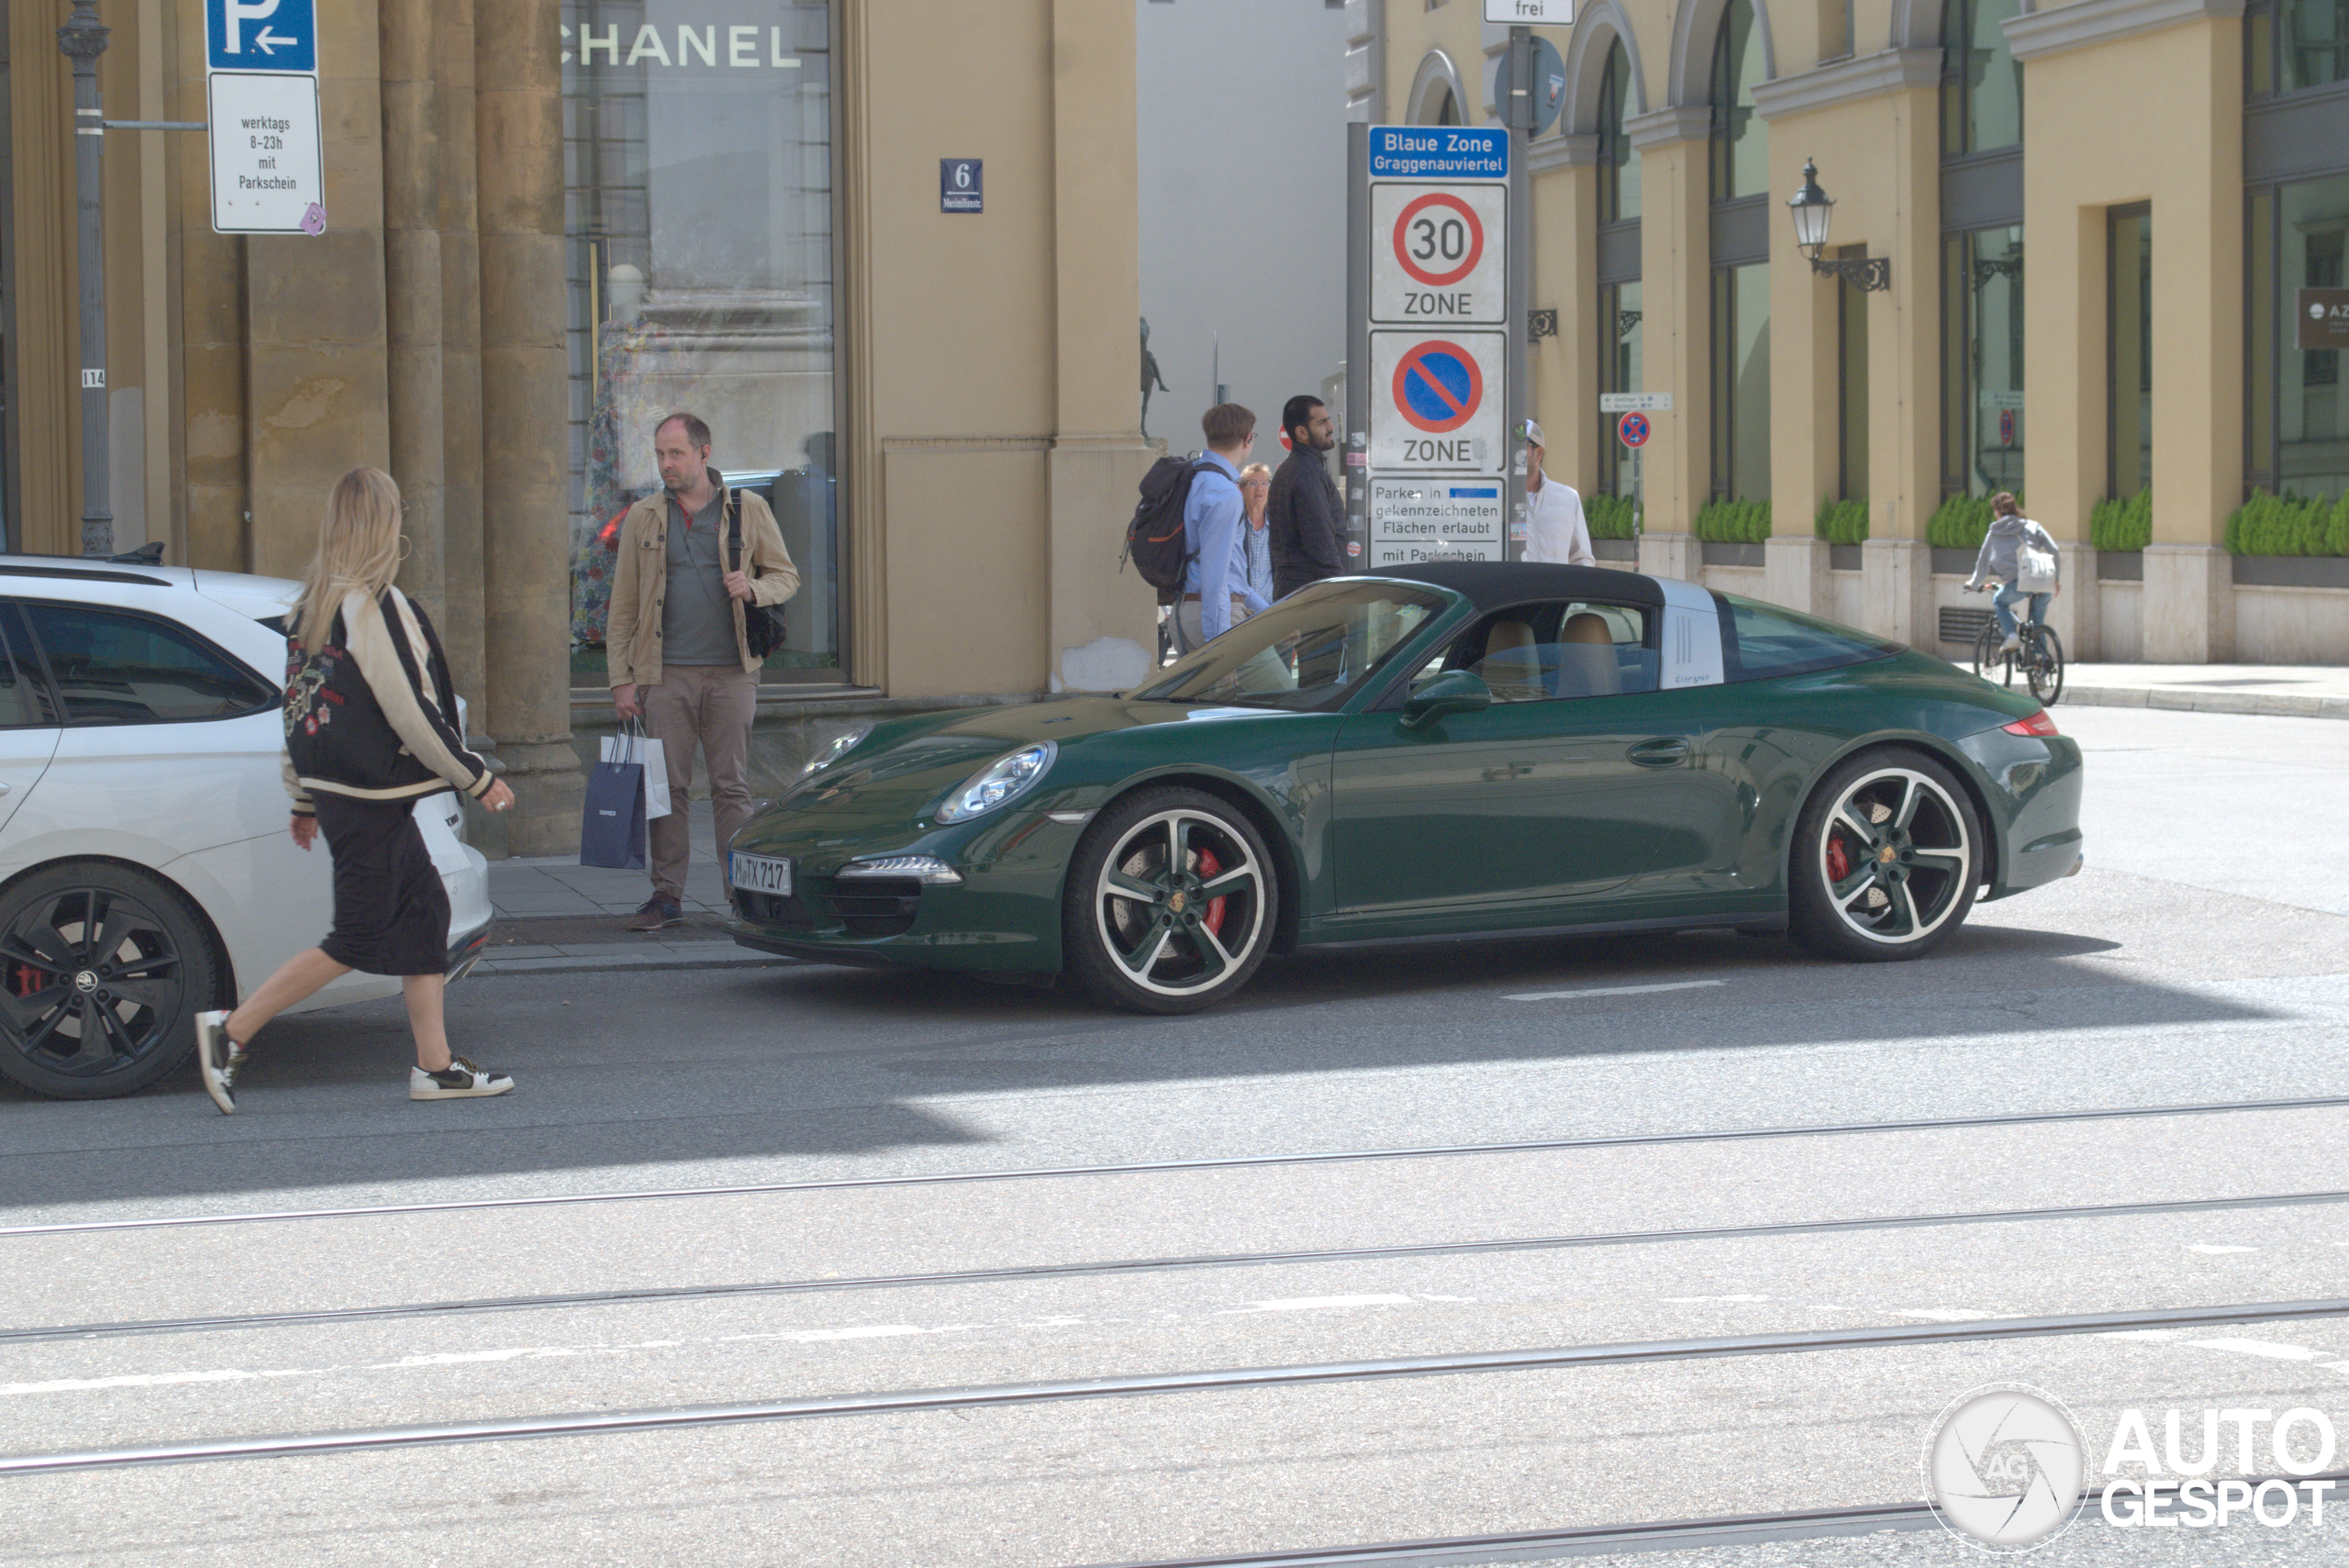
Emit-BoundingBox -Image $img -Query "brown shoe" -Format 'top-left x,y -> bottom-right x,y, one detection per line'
629,896 -> 683,931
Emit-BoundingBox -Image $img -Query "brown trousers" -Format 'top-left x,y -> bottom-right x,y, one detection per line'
640,663 -> 760,902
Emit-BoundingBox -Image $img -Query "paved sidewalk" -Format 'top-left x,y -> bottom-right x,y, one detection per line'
477,800 -> 785,976
2058,662 -> 2349,718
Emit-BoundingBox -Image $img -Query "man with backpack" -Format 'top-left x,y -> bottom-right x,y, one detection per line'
1173,404 -> 1269,652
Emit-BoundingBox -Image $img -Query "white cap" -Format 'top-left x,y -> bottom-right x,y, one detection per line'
1521,419 -> 1545,448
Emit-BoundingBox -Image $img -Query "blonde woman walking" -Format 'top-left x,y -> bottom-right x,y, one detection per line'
195,467 -> 518,1113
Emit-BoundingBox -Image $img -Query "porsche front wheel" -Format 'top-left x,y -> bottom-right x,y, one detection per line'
1063,788 -> 1277,1013
1788,749 -> 1981,962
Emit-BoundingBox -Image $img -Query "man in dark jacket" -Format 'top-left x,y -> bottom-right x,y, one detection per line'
1268,395 -> 1343,599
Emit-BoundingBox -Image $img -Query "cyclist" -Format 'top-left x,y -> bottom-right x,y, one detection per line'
1963,491 -> 2061,654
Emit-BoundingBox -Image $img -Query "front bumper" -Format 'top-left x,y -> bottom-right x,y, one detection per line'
725,807 -> 1096,973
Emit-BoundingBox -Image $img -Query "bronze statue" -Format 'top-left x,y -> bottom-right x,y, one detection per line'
1140,317 -> 1170,439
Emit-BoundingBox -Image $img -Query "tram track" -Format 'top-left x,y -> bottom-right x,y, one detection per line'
6,1295 -> 2347,1475
1079,1473 -> 2349,1566
9,1090 -> 2346,1239
8,1184 -> 2347,1346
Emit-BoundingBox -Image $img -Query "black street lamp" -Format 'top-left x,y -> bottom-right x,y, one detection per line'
1788,157 -> 1890,294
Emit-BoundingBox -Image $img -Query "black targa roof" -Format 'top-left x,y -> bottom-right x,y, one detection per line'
1347,562 -> 1666,611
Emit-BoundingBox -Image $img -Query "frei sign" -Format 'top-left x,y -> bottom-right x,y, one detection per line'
205,0 -> 324,235
1485,0 -> 1576,21
1364,126 -> 1509,565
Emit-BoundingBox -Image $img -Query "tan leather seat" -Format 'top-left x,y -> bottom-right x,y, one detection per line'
1555,611 -> 1621,698
1478,618 -> 1544,702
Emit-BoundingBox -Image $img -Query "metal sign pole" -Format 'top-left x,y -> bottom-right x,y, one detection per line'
1346,122 -> 1370,567
1504,27 -> 1531,562
60,1 -> 111,558
1632,445 -> 1642,573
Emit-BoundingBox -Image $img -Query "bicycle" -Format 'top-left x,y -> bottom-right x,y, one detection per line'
1966,581 -> 2064,706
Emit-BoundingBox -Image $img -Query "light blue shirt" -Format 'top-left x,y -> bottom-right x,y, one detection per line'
1181,451 -> 1270,639
1244,513 -> 1274,605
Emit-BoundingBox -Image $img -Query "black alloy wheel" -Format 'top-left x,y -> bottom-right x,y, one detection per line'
0,863 -> 218,1100
1787,748 -> 1983,962
1063,786 -> 1278,1014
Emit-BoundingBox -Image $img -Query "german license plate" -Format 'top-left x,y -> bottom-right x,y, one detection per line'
730,853 -> 793,895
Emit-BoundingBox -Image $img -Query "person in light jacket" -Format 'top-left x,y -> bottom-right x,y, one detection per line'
1520,421 -> 1597,566
195,467 -> 519,1114
1964,491 -> 2062,652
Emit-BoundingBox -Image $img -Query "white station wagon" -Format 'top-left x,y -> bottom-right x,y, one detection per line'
0,554 -> 493,1100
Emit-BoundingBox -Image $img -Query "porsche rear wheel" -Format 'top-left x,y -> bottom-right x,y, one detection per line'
1787,749 -> 1981,962
1064,788 -> 1276,1014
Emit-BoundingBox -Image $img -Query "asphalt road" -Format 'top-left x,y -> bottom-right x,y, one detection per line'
0,706 -> 2343,1567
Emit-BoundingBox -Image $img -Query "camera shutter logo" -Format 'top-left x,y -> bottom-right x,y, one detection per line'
1922,1385 -> 2086,1551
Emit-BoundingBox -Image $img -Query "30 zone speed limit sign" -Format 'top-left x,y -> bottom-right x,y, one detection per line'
1371,183 -> 1504,326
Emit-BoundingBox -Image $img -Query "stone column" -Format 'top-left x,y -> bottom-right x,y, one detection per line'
436,0 -> 487,714
1530,142 -> 1598,495
381,0 -> 444,623
474,0 -> 580,853
1043,0 -> 1156,695
244,0 -> 390,579
167,0 -> 247,568
1859,84 -> 1941,647
1624,108 -> 1709,582
2141,26 -> 2243,664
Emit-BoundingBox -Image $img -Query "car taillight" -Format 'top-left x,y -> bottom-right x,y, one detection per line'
2002,710 -> 2060,737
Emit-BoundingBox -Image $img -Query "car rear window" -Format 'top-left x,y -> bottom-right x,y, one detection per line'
1716,594 -> 1900,684
17,603 -> 276,724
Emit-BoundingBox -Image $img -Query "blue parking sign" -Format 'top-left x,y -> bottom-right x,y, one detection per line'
206,0 -> 317,73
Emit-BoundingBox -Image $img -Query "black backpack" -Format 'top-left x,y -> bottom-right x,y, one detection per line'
1119,454 -> 1210,591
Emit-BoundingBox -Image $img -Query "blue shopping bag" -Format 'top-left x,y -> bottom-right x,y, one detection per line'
579,752 -> 648,869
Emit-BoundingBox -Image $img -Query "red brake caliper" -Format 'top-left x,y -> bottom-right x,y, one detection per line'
1825,837 -> 1850,883
1194,848 -> 1228,937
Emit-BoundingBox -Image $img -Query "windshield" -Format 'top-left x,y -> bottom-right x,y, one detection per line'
1130,581 -> 1451,710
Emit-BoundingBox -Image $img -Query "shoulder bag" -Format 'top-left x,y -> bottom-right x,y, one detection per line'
726,489 -> 788,660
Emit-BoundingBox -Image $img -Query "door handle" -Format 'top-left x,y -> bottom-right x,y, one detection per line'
1628,737 -> 1691,769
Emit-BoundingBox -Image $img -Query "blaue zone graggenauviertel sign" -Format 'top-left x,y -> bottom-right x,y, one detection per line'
1366,126 -> 1508,183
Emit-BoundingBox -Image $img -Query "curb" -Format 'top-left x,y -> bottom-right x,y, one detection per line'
468,947 -> 790,978
2060,684 -> 2349,720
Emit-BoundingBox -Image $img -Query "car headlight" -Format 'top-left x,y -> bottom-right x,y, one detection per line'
935,741 -> 1056,823
801,724 -> 873,776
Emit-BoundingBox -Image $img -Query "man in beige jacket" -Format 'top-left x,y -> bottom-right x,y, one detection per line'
607,412 -> 800,929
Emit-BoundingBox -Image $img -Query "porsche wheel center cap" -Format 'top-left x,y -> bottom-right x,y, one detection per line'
1876,845 -> 1898,865
1167,892 -> 1187,914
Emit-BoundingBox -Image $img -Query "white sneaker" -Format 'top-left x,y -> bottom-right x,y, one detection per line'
195,1009 -> 244,1116
411,1056 -> 516,1100
1998,633 -> 2022,653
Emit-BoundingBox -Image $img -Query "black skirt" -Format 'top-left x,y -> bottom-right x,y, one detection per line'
313,793 -> 452,976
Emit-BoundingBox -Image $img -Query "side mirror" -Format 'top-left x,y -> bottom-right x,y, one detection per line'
1400,669 -> 1492,728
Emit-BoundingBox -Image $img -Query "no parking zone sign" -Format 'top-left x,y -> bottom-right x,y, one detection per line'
1370,332 -> 1503,472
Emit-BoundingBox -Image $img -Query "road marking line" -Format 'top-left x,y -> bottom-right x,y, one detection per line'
2182,1338 -> 2325,1361
2186,1244 -> 2258,1254
1221,1295 -> 1417,1316
1505,980 -> 1728,1003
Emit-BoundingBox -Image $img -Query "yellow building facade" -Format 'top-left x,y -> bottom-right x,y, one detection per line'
0,0 -> 1156,853
1351,0 -> 2349,665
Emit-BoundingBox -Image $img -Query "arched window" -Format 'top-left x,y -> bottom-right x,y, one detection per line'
1709,0 -> 1768,201
1597,40 -> 1641,222
1941,0 -> 2022,155
1430,85 -> 1463,125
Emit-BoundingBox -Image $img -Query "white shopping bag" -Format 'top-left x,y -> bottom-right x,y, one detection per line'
601,722 -> 671,819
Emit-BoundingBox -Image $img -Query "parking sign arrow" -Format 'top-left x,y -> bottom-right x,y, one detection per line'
252,26 -> 293,53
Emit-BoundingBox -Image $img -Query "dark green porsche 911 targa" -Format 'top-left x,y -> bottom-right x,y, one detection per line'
726,564 -> 2084,1013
